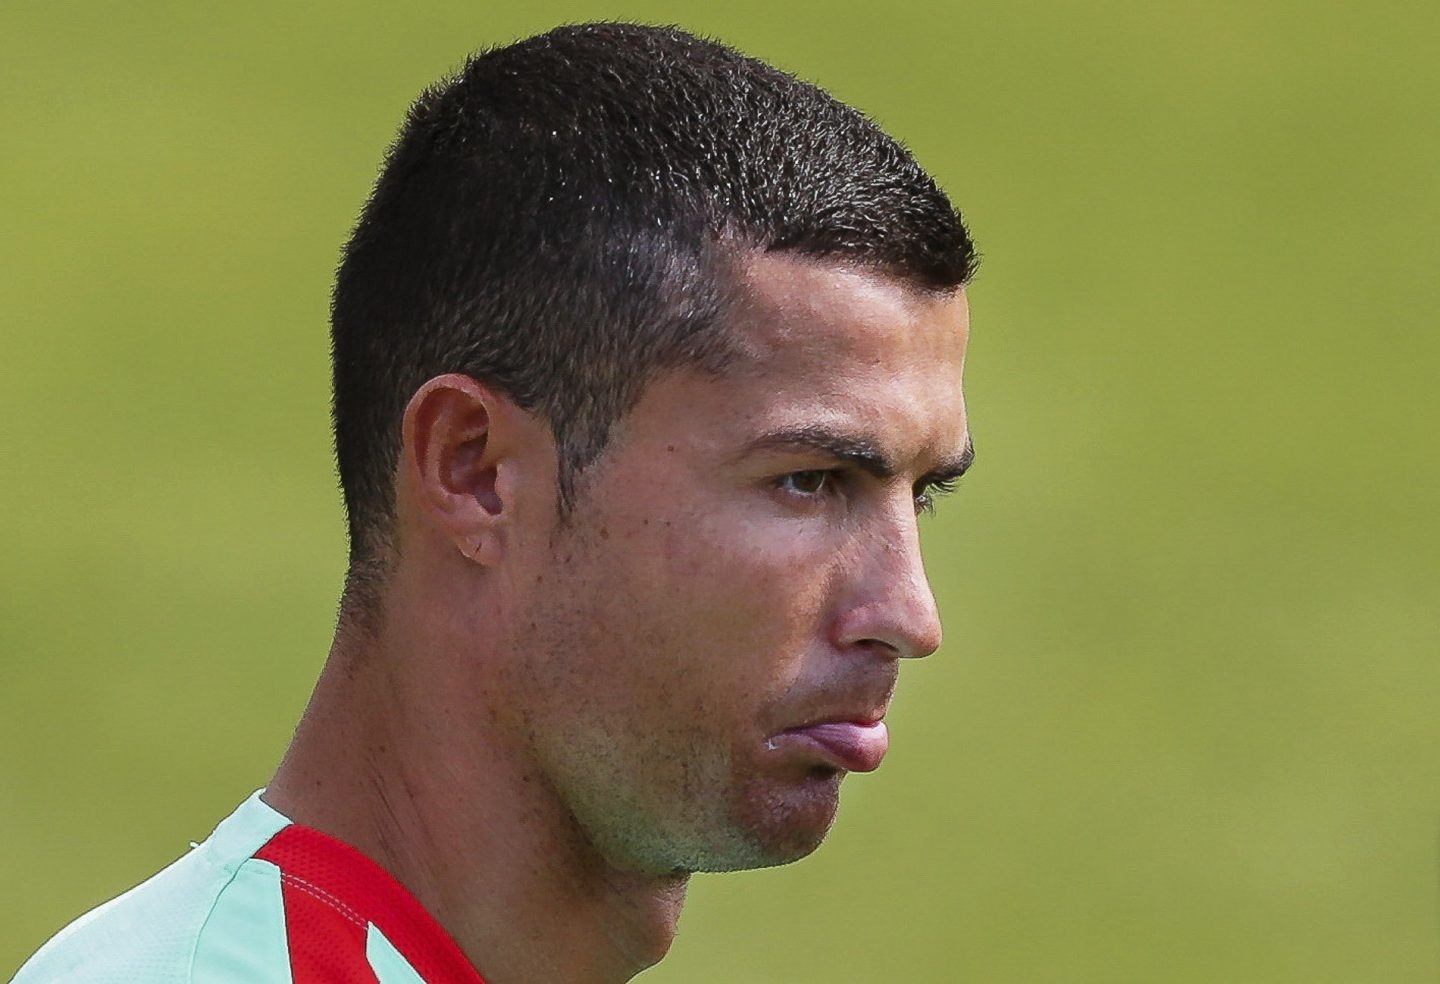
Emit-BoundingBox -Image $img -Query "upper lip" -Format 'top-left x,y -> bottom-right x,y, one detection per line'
777,674 -> 897,734
788,709 -> 887,731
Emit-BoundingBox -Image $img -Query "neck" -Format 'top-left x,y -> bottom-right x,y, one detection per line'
266,609 -> 689,984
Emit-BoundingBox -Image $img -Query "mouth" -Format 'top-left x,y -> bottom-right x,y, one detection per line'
769,718 -> 889,773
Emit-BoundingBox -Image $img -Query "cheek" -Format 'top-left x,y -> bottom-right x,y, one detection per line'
607,511 -> 840,702
524,486 -> 848,736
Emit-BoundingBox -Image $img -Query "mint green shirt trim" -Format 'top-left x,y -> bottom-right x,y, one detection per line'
191,858 -> 293,982
367,924 -> 429,984
186,791 -> 293,982
198,790 -> 291,872
11,791 -> 293,984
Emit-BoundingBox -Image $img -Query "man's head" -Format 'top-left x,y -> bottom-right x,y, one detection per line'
332,22 -> 975,598
329,23 -> 975,874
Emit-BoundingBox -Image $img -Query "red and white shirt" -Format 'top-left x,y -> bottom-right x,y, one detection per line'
14,791 -> 488,983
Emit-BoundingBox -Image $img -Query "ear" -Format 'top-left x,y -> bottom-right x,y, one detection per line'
400,373 -> 533,567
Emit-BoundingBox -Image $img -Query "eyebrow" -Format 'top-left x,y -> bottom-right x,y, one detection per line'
741,424 -> 975,484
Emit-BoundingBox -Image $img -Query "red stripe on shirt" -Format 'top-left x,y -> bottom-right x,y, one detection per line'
271,862 -> 376,984
256,825 -> 486,984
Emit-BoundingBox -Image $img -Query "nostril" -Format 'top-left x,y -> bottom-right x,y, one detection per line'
857,637 -> 902,659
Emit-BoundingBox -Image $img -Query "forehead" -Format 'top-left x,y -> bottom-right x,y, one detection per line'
710,252 -> 971,457
727,253 -> 970,377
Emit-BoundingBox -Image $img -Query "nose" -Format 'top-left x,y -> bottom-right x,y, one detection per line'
834,501 -> 944,660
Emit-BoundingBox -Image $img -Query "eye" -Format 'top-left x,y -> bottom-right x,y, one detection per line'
777,470 -> 833,497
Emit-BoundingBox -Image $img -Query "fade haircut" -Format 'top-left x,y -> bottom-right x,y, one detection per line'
331,22 -> 976,609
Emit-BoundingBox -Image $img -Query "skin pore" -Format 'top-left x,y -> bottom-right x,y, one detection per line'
265,251 -> 972,984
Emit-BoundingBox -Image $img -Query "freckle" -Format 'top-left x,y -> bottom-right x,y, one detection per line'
600,527 -> 610,539
667,444 -> 676,452
535,574 -> 544,583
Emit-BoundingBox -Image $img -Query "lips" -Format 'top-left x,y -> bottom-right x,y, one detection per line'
774,719 -> 889,773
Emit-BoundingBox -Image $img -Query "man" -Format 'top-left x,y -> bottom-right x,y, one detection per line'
15,21 -> 976,984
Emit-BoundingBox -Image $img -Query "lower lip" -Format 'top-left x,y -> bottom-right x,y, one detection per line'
773,720 -> 889,773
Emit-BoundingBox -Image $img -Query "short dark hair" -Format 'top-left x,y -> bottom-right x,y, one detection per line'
331,21 -> 976,605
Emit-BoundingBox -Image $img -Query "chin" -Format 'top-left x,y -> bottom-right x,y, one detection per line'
703,767 -> 844,872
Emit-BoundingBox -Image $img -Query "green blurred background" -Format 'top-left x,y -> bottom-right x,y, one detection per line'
3,2 -> 1437,980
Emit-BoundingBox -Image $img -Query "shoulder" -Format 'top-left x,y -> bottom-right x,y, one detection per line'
11,793 -> 291,984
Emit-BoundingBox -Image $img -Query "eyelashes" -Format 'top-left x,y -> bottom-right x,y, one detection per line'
914,477 -> 959,515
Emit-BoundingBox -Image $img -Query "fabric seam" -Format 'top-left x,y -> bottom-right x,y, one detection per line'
185,857 -> 265,984
276,870 -> 369,929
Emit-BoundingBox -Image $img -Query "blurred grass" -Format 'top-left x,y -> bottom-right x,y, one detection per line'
3,2 -> 1438,981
